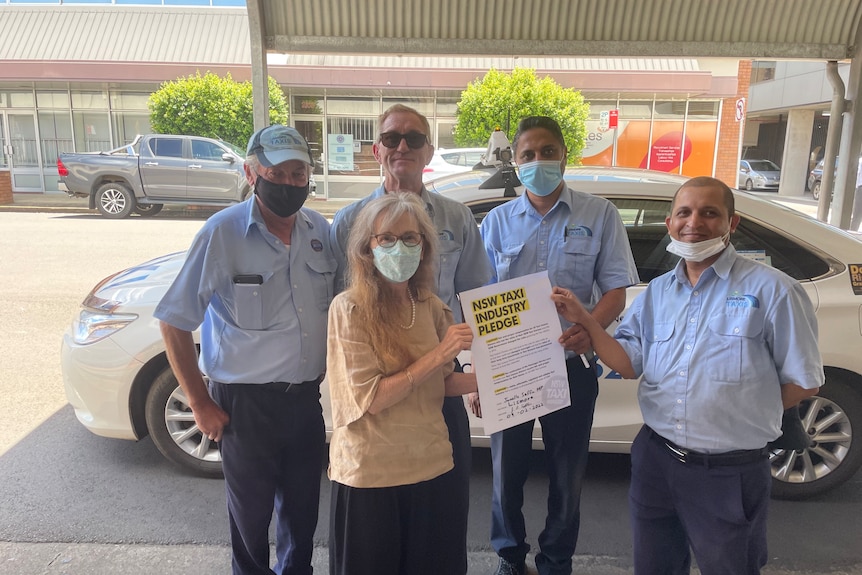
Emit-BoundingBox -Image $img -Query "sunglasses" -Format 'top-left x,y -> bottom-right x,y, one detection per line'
378,131 -> 428,150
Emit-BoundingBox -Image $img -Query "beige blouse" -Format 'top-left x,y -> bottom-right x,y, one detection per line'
326,287 -> 455,488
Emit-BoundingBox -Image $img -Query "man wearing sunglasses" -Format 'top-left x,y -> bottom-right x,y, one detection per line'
330,104 -> 492,573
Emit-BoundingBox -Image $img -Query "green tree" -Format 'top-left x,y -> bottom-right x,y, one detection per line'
453,68 -> 589,164
148,72 -> 288,148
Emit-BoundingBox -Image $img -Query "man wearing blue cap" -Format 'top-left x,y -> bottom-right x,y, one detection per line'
155,125 -> 337,575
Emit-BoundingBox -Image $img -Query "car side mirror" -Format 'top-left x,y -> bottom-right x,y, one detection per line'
222,153 -> 235,163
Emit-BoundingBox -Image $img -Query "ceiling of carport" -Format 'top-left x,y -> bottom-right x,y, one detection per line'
254,0 -> 862,61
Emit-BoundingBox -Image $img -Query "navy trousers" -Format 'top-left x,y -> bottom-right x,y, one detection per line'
490,358 -> 599,575
211,382 -> 326,575
439,393 -> 471,573
629,426 -> 771,575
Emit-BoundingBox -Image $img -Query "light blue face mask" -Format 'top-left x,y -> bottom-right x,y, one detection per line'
518,160 -> 564,197
372,241 -> 422,283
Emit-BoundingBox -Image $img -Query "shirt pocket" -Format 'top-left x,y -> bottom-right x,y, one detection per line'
233,275 -> 269,330
493,243 -> 524,282
643,321 -> 675,383
306,256 -> 337,311
706,314 -> 764,384
555,236 -> 600,296
436,242 -> 462,308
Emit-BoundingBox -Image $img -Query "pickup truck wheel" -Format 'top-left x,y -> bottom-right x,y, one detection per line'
812,181 -> 821,201
134,203 -> 163,217
144,366 -> 223,478
95,182 -> 136,218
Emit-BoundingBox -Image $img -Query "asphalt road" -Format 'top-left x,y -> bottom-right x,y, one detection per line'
0,212 -> 860,574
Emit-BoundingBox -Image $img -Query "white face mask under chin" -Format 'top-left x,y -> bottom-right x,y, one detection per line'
666,231 -> 730,262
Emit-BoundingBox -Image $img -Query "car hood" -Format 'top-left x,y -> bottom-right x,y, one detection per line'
86,251 -> 186,311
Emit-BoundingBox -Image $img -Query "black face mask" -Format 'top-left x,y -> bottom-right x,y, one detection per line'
254,175 -> 309,218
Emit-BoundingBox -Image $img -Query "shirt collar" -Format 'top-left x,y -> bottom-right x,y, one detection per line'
510,186 -> 573,217
377,184 -> 436,217
243,196 -> 313,237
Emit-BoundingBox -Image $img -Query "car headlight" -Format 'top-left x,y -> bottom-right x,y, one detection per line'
72,309 -> 138,345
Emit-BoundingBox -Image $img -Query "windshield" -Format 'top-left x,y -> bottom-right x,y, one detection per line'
747,160 -> 780,172
222,141 -> 245,156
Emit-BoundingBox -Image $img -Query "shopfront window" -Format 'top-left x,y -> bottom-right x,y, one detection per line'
72,91 -> 109,110
36,91 -> 70,109
73,111 -> 111,152
109,92 -> 150,110
38,110 -> 73,165
292,95 -> 324,114
112,112 -> 151,146
1,90 -> 35,108
326,117 -> 379,175
326,97 -> 377,116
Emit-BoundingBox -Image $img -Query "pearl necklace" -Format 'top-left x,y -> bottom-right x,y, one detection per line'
399,287 -> 416,330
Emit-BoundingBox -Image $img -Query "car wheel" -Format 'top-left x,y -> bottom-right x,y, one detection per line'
770,375 -> 862,500
812,181 -> 821,201
745,179 -> 754,191
144,366 -> 223,478
134,203 -> 163,217
95,182 -> 136,219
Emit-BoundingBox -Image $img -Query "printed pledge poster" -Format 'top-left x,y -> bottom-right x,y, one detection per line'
460,271 -> 570,434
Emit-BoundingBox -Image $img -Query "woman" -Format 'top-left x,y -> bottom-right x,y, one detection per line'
326,192 -> 477,575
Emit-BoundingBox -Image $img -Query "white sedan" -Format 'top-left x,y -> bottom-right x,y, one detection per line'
62,165 -> 862,500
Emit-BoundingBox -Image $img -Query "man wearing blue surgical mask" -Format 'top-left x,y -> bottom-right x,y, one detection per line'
477,116 -> 639,575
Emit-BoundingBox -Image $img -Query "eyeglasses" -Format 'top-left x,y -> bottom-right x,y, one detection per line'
371,232 -> 424,248
378,131 -> 428,150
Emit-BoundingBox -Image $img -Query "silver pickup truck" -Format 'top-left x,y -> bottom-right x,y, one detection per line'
58,134 -> 252,218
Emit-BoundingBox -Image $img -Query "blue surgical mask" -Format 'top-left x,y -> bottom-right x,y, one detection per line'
372,241 -> 422,283
518,160 -> 564,197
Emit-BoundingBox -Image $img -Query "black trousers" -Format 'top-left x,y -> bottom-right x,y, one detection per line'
329,470 -> 465,575
211,382 -> 325,575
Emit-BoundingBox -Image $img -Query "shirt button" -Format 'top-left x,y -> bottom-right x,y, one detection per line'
293,284 -> 298,289
679,370 -> 686,376
734,327 -> 740,334
685,344 -> 691,350
298,308 -> 303,313
689,318 -> 696,323
540,240 -> 545,245
676,424 -> 682,430
693,290 -> 699,296
677,399 -> 682,404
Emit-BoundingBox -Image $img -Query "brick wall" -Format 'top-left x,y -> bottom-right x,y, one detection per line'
715,60 -> 752,186
0,171 -> 12,205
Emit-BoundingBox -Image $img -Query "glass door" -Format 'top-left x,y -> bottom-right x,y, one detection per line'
1,111 -> 42,192
294,118 -> 325,198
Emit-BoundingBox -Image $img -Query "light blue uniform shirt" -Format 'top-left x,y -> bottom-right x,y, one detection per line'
154,198 -> 337,384
616,244 -> 824,452
480,186 -> 639,358
330,185 -> 492,322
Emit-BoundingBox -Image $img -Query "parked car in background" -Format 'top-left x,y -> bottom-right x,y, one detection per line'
421,147 -> 487,182
808,158 -> 832,200
62,164 -> 862,500
738,159 -> 781,191
58,134 -> 251,219
807,157 -> 861,201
